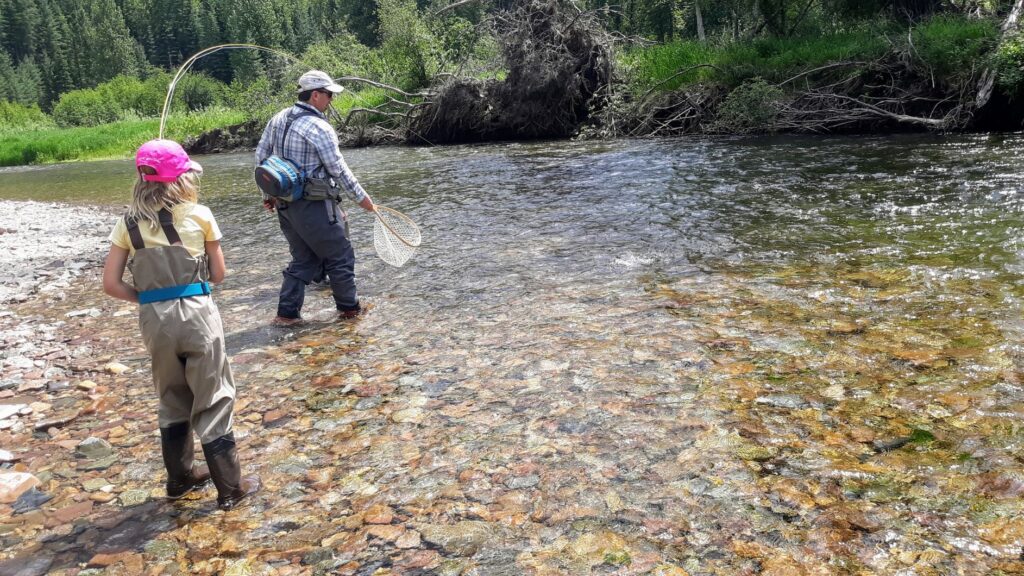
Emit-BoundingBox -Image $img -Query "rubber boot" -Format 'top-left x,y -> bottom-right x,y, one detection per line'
160,422 -> 211,499
202,432 -> 261,510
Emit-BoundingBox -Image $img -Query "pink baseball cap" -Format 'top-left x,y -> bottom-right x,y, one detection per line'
135,139 -> 203,182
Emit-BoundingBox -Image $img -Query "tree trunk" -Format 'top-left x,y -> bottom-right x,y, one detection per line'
695,0 -> 705,41
976,0 -> 1024,109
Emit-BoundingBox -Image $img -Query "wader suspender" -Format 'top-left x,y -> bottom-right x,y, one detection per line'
125,209 -> 183,251
126,209 -> 211,305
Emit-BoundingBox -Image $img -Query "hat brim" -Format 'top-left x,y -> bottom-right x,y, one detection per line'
323,83 -> 344,93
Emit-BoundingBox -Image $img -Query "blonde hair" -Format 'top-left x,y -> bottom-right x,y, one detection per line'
128,168 -> 201,229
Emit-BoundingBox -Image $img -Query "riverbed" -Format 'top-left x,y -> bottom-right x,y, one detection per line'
1,135 -> 1024,574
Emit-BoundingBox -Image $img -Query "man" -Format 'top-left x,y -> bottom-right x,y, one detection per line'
256,70 -> 376,325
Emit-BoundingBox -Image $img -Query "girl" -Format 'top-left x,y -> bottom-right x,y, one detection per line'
102,139 -> 260,510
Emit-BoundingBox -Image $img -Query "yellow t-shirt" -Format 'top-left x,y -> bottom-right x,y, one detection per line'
108,203 -> 222,258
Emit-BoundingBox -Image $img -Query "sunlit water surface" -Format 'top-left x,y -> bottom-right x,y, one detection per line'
3,135 -> 1024,574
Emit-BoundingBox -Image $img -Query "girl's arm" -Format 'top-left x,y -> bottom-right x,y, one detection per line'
206,240 -> 226,284
102,245 -> 137,303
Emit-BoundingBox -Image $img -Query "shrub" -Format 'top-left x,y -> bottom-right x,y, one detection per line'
711,77 -> 784,133
51,88 -> 121,127
0,100 -> 53,132
995,32 -> 1024,95
174,73 -> 229,111
300,33 -> 374,80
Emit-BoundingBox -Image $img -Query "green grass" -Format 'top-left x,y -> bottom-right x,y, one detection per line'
0,108 -> 247,167
622,31 -> 890,93
621,15 -> 997,94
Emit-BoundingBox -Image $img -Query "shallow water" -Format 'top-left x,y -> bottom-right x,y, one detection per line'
3,134 -> 1024,574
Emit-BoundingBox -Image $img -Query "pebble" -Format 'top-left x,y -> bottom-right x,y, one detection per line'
0,471 -> 41,503
76,437 -> 114,459
754,394 -> 809,409
103,362 -> 130,375
119,489 -> 149,506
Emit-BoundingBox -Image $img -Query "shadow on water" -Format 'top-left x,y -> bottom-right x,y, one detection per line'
0,499 -> 209,575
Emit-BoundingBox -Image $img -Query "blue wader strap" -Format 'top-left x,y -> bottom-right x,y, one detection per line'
138,282 -> 211,305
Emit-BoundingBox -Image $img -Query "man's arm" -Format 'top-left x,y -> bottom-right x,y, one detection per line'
310,122 -> 373,208
255,118 -> 275,165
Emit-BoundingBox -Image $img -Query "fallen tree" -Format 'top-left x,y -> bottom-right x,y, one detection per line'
407,0 -> 612,143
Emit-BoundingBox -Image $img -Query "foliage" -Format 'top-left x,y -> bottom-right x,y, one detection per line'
0,100 -> 53,132
300,33 -> 374,80
995,31 -> 1024,95
0,107 -> 246,166
50,73 -> 230,127
622,30 -> 889,92
710,76 -> 783,133
374,0 -> 438,90
910,15 -> 998,86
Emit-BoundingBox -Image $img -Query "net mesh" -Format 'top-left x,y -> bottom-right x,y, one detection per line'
373,206 -> 421,267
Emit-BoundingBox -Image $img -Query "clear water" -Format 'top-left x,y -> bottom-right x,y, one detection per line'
3,134 -> 1024,573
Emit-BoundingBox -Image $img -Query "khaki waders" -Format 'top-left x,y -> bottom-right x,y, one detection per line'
126,209 -> 259,508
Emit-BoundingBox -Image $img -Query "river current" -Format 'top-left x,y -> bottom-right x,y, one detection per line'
2,134 -> 1024,574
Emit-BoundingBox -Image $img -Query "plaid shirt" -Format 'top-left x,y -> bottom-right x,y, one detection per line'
255,102 -> 367,204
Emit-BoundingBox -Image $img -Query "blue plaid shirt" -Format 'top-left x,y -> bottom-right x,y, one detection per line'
255,102 -> 367,204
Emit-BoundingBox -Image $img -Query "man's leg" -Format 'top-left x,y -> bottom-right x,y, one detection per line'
277,206 -> 321,319
288,200 -> 359,312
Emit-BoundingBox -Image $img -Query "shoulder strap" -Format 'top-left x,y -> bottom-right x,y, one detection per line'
124,210 -> 183,248
124,215 -> 145,251
157,209 -> 183,246
279,108 -> 319,154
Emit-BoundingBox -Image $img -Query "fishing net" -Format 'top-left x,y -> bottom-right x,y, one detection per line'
373,206 -> 421,267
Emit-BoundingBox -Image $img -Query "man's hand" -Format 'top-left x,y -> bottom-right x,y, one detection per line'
263,197 -> 278,213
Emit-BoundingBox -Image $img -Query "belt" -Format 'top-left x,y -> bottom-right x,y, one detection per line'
137,281 -> 211,305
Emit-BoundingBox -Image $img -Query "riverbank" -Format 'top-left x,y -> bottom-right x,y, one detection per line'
1,14 -> 1017,167
0,201 -> 116,305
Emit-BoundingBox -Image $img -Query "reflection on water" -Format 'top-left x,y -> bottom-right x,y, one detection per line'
4,134 -> 1024,573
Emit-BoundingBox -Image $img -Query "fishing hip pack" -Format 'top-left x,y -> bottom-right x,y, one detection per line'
255,156 -> 306,202
254,108 -> 317,202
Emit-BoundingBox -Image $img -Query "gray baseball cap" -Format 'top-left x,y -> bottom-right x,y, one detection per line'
297,70 -> 344,94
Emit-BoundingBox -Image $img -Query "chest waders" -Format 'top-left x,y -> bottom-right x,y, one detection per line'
126,209 -> 260,509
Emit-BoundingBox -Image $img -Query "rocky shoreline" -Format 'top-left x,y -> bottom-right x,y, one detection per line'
0,200 -> 116,305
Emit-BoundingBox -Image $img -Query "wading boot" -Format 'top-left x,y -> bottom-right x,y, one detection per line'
202,432 -> 261,510
160,422 -> 211,500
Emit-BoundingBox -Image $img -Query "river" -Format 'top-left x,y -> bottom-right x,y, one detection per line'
1,134 -> 1024,574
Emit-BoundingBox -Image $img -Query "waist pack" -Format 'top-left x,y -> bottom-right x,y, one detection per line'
254,108 -> 317,202
255,156 -> 306,201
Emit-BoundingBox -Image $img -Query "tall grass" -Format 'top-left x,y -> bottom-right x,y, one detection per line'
0,108 -> 246,167
621,15 -> 996,94
622,31 -> 890,92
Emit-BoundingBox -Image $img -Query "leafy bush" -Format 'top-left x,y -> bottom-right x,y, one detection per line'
48,72 -> 229,127
51,88 -> 121,127
374,0 -> 438,90
300,33 -> 374,80
0,100 -> 53,132
226,76 -> 289,122
995,32 -> 1024,95
711,77 -> 784,133
175,73 -> 229,111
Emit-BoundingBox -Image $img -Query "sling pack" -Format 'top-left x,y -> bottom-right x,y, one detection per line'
254,109 -> 317,202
